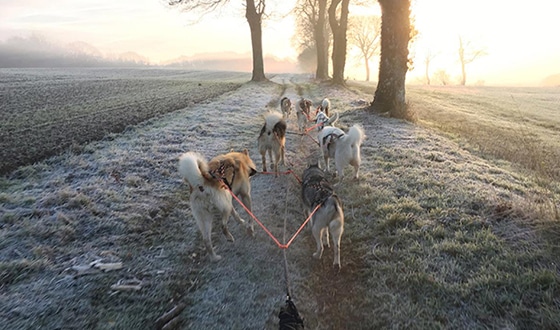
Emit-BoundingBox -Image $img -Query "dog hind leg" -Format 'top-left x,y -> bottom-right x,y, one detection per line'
195,211 -> 221,262
273,149 -> 281,176
221,209 -> 235,242
260,151 -> 267,172
238,193 -> 255,235
312,220 -> 325,260
330,219 -> 344,268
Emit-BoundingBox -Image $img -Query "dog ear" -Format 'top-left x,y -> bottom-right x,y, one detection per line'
249,167 -> 257,177
243,148 -> 249,156
307,160 -> 320,169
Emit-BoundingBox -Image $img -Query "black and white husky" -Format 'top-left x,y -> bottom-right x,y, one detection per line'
301,164 -> 344,269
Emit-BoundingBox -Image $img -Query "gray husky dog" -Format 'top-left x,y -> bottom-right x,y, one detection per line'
301,164 -> 344,268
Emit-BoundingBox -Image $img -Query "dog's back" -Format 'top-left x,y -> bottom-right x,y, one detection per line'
302,165 -> 337,208
302,164 -> 344,268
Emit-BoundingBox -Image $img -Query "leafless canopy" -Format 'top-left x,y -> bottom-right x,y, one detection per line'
167,0 -> 231,13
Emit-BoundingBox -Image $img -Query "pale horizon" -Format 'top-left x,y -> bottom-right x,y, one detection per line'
1,0 -> 559,86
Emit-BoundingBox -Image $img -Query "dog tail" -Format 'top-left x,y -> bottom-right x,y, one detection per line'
264,111 -> 284,128
347,124 -> 365,147
178,152 -> 209,188
326,111 -> 339,126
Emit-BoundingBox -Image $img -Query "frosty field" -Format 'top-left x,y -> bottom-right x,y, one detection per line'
0,68 -> 249,174
1,69 -> 559,329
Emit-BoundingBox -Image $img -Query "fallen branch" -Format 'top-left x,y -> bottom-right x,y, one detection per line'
92,261 -> 123,272
110,278 -> 142,292
110,284 -> 142,291
155,303 -> 186,330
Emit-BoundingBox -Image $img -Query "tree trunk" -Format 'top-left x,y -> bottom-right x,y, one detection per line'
371,0 -> 411,118
458,37 -> 466,85
246,0 -> 267,82
328,0 -> 350,85
425,60 -> 431,85
314,0 -> 329,80
365,57 -> 370,81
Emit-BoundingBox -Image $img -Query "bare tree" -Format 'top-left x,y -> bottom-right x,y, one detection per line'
458,35 -> 487,85
328,0 -> 350,85
167,0 -> 267,82
433,69 -> 450,85
348,15 -> 381,82
371,0 -> 412,119
293,0 -> 330,80
423,49 -> 437,85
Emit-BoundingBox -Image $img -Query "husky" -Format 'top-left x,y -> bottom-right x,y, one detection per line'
280,97 -> 292,119
301,164 -> 344,268
178,149 -> 257,261
317,124 -> 365,179
257,111 -> 287,175
296,98 -> 313,132
315,110 -> 339,131
321,98 -> 331,116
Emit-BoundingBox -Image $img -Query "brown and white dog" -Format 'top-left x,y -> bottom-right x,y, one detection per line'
257,111 -> 287,175
178,149 -> 257,261
296,98 -> 313,132
301,164 -> 344,269
280,96 -> 292,119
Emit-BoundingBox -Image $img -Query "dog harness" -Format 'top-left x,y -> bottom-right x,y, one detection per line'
322,132 -> 345,152
209,161 -> 235,190
303,178 -> 337,208
315,111 -> 330,130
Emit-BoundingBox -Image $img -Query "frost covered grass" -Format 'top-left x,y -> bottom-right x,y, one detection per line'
0,67 -> 249,174
1,71 -> 559,328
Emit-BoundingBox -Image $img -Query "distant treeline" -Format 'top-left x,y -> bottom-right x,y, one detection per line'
0,34 -> 150,68
0,48 -> 149,68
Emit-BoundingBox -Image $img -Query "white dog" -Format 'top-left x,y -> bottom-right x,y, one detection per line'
317,124 -> 365,179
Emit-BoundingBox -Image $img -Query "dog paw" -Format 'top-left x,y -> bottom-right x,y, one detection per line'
246,225 -> 255,236
332,263 -> 341,275
210,254 -> 222,262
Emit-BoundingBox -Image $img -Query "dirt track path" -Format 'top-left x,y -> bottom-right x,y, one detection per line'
176,74 -> 384,329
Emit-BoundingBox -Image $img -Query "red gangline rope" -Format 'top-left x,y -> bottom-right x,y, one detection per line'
224,178 -> 320,250
259,170 -> 302,184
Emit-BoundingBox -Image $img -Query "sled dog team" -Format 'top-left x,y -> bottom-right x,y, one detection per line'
178,97 -> 365,269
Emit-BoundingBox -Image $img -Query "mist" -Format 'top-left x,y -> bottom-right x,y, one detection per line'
0,34 -> 150,68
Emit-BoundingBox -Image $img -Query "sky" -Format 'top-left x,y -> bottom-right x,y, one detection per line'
1,0 -> 559,86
